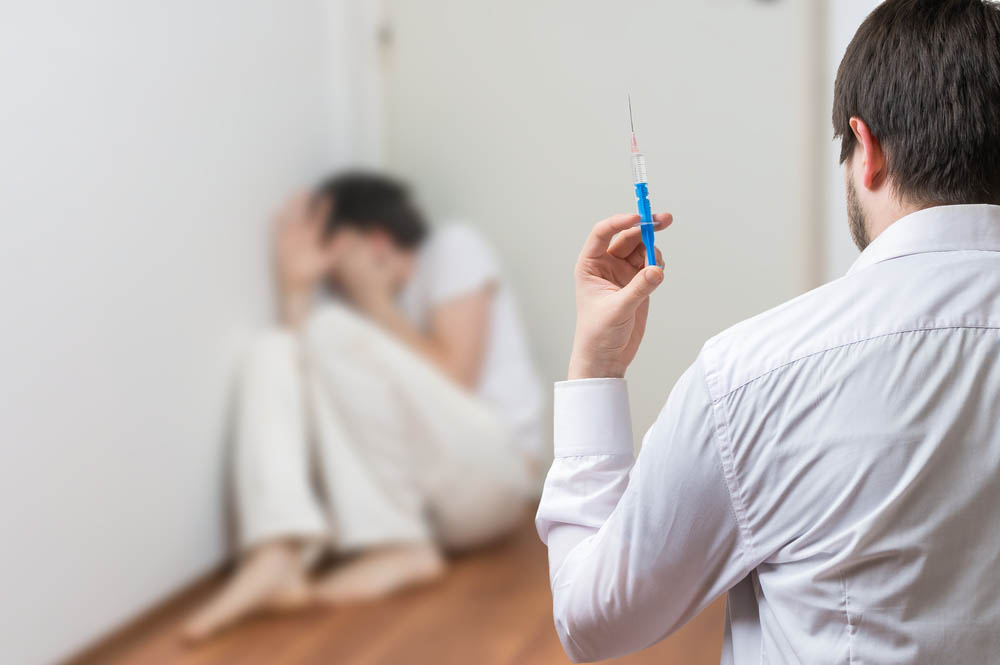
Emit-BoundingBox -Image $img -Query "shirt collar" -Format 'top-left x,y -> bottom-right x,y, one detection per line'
847,204 -> 1000,276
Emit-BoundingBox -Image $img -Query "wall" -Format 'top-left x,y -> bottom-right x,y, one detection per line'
823,0 -> 882,279
0,2 -> 361,663
379,0 -> 823,438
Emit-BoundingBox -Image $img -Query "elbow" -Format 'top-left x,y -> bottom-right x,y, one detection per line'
442,365 -> 478,391
441,356 -> 482,390
452,366 -> 480,391
551,595 -> 618,664
553,618 -> 592,664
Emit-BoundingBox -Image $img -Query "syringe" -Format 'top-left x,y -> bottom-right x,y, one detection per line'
629,96 -> 657,267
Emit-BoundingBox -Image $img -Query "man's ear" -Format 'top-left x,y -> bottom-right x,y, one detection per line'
849,117 -> 886,191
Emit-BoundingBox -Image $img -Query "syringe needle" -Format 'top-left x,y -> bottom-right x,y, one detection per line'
628,94 -> 640,153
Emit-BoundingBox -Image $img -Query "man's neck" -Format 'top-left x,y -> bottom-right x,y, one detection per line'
867,199 -> 934,245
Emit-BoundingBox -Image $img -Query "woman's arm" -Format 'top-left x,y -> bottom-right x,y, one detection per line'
361,284 -> 494,390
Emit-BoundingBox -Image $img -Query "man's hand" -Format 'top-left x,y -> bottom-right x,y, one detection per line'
273,192 -> 335,327
567,212 -> 672,380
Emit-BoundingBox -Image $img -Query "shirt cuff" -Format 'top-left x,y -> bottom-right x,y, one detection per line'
553,378 -> 634,457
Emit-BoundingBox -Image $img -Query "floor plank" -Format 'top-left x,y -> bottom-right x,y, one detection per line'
68,518 -> 724,665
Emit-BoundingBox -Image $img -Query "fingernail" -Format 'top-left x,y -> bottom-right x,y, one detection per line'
645,268 -> 664,285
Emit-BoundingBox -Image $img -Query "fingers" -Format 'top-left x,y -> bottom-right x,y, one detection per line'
608,227 -> 643,259
623,243 -> 664,270
276,191 -> 310,228
290,191 -> 311,219
580,213 -> 641,259
617,266 -> 665,311
309,195 -> 332,229
607,212 -> 673,259
276,191 -> 331,240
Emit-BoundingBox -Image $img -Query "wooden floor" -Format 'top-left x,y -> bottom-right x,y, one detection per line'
71,518 -> 724,665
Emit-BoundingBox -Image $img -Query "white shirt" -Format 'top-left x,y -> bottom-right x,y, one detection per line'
398,223 -> 545,459
536,205 -> 1000,664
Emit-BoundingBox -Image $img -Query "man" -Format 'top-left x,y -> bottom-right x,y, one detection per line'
536,1 -> 1000,663
184,172 -> 543,640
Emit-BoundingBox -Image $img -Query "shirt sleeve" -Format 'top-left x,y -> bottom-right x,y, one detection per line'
534,355 -> 755,663
423,225 -> 500,305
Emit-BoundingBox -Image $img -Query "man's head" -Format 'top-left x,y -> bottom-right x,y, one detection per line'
833,0 -> 1000,250
314,171 -> 427,294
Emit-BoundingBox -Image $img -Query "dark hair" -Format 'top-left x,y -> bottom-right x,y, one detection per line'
833,0 -> 1000,205
315,171 -> 428,248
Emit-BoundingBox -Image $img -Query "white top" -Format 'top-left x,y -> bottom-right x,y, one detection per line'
536,205 -> 1000,664
398,223 -> 545,459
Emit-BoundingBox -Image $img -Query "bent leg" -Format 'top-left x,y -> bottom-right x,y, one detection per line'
183,331 -> 325,641
303,305 -> 533,554
303,318 -> 434,552
234,330 -> 328,549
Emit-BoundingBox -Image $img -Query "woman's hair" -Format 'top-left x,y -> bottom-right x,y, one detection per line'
315,171 -> 428,248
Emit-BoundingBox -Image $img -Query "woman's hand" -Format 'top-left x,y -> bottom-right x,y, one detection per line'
273,192 -> 335,326
274,192 -> 334,293
567,212 -> 672,380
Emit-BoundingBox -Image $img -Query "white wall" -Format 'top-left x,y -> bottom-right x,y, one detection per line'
823,0 -> 882,279
0,3 -> 364,664
380,0 -> 823,437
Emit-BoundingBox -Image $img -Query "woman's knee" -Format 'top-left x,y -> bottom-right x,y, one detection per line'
304,302 -> 376,354
307,301 -> 367,333
431,484 -> 529,551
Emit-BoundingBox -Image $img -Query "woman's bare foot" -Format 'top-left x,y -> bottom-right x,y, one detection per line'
312,542 -> 446,605
181,541 -> 313,643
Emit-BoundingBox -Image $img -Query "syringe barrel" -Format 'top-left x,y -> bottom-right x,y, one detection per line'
631,152 -> 648,184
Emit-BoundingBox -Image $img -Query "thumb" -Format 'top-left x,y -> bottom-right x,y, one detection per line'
618,266 -> 664,309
